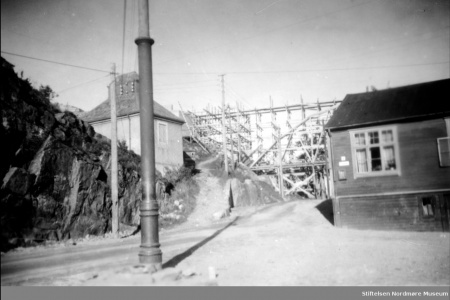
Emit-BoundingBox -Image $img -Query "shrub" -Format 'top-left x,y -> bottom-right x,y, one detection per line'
158,166 -> 200,228
163,166 -> 195,185
117,140 -> 140,174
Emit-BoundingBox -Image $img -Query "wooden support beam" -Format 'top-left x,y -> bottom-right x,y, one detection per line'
285,173 -> 315,197
311,130 -> 325,163
241,145 -> 262,163
193,101 -> 341,119
228,108 -> 234,170
281,131 -> 294,161
250,162 -> 326,171
297,137 -> 312,161
178,106 -> 211,154
278,135 -> 284,198
282,175 -> 295,186
269,176 -> 280,192
263,145 -> 325,152
220,74 -> 228,174
249,104 -> 339,168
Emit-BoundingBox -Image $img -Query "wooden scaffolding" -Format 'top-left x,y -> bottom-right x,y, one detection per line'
180,99 -> 341,199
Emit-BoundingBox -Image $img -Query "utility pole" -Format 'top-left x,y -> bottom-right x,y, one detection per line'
220,74 -> 228,174
236,101 -> 241,164
278,135 -> 284,199
301,95 -> 306,120
135,0 -> 162,269
228,107 -> 234,170
110,63 -> 119,236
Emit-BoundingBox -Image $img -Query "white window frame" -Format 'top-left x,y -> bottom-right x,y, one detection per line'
350,125 -> 401,178
437,137 -> 450,167
436,118 -> 450,167
445,118 -> 450,136
156,121 -> 168,145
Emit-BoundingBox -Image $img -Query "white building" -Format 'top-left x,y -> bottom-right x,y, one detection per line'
80,72 -> 185,174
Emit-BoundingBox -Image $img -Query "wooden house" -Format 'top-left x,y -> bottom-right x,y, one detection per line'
80,72 -> 185,174
325,79 -> 450,231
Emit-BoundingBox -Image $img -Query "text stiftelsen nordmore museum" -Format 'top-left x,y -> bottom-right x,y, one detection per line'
362,290 -> 449,297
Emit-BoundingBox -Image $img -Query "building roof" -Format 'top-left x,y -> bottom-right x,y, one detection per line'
79,97 -> 184,124
325,78 -> 450,131
79,72 -> 184,124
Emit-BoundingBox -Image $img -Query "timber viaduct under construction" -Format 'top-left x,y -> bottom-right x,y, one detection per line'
179,98 -> 341,200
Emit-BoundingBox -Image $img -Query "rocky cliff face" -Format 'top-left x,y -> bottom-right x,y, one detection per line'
0,57 -> 141,251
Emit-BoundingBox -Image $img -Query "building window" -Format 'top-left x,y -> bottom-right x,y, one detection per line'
420,196 -> 435,219
445,118 -> 450,136
350,126 -> 400,177
437,137 -> 450,167
157,121 -> 168,144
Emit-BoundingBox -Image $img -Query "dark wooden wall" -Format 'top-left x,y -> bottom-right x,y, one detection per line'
329,118 -> 450,231
334,192 -> 449,231
331,118 -> 450,196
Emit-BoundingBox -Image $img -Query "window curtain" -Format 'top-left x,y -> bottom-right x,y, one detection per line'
383,146 -> 396,170
356,149 -> 368,172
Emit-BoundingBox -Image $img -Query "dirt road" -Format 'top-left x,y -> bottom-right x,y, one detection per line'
176,200 -> 450,286
2,198 -> 449,286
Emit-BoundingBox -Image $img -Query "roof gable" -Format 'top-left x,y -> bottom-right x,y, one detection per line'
325,79 -> 450,130
79,97 -> 183,124
79,72 -> 184,124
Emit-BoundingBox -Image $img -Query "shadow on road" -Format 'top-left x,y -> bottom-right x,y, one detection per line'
162,216 -> 240,269
315,199 -> 334,225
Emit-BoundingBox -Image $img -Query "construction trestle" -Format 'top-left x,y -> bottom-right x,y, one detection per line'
180,99 -> 341,199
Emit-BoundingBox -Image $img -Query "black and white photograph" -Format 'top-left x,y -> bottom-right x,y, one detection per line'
1,0 -> 449,297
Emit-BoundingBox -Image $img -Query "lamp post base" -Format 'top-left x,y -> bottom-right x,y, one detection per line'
139,247 -> 162,268
139,199 -> 162,268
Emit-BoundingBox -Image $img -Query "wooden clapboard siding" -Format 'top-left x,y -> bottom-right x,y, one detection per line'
336,192 -> 449,231
329,118 -> 450,231
331,118 -> 450,197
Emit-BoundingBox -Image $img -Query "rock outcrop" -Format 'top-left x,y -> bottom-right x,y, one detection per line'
205,161 -> 283,221
0,57 -> 142,251
224,163 -> 283,208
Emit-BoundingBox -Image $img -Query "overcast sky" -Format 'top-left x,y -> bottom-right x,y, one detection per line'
1,0 -> 449,112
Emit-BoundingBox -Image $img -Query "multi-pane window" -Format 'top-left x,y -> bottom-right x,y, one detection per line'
158,122 -> 168,144
437,137 -> 450,167
437,118 -> 450,167
351,127 -> 399,177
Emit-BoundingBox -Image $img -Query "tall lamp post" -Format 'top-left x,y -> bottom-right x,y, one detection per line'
135,0 -> 162,269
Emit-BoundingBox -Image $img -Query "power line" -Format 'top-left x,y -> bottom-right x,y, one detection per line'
57,74 -> 110,94
225,82 -> 254,108
156,0 -> 373,66
1,51 -> 110,73
155,79 -> 217,87
154,77 -> 218,87
154,61 -> 450,76
227,61 -> 450,74
154,84 -> 219,91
